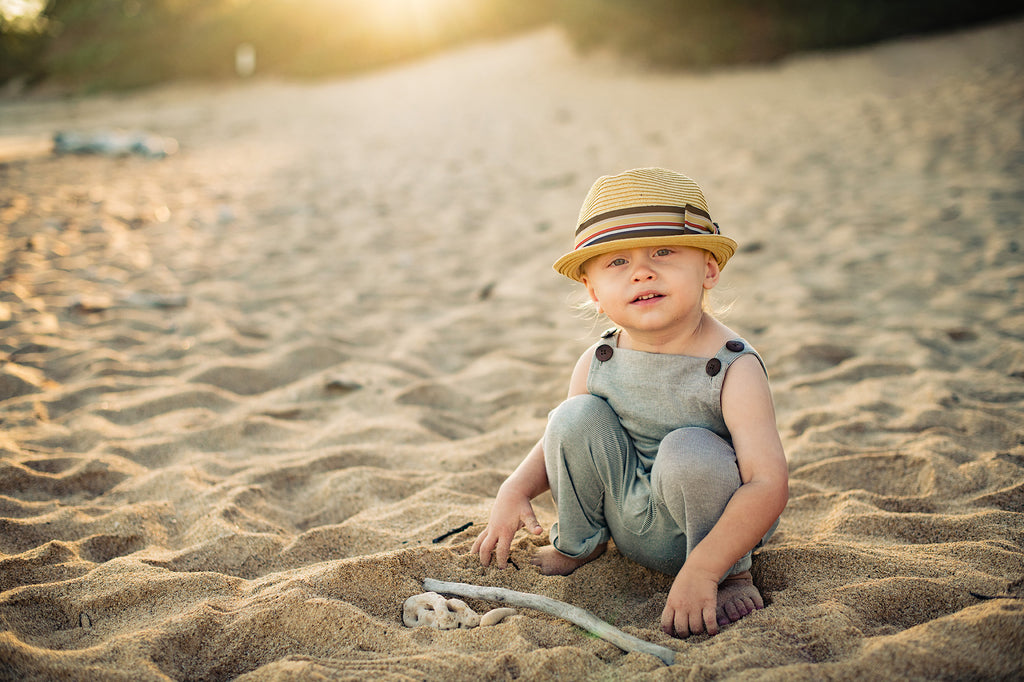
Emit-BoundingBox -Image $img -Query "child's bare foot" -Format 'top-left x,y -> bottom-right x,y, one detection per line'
531,543 -> 607,576
716,571 -> 765,626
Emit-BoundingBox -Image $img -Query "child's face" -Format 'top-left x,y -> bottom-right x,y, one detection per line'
581,245 -> 719,335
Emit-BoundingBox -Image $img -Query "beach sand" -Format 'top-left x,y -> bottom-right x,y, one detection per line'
1,18 -> 1023,680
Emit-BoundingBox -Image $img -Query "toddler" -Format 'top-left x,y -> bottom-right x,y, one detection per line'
472,167 -> 788,637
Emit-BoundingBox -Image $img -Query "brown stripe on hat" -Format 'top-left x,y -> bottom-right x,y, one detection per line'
576,204 -> 707,234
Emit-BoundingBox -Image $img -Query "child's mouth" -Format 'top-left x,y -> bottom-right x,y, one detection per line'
632,293 -> 664,304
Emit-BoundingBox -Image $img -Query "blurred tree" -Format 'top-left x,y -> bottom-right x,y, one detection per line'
37,0 -> 231,89
555,0 -> 1024,68
8,0 -> 1015,91
0,11 -> 47,87
7,0 -> 549,90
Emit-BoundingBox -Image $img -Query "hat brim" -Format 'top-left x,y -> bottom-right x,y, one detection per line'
552,234 -> 738,282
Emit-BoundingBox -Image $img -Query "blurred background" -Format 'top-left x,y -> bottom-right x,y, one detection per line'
2,0 -> 1021,93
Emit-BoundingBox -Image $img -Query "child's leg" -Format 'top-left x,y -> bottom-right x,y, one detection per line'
539,394 -> 648,573
651,427 -> 749,573
651,427 -> 775,624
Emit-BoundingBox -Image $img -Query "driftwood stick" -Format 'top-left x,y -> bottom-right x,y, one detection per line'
423,578 -> 676,666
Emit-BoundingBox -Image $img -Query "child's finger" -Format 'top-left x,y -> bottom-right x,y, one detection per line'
687,610 -> 705,636
522,512 -> 542,534
661,607 -> 683,637
703,605 -> 720,635
475,533 -> 497,566
493,535 -> 512,568
472,534 -> 493,564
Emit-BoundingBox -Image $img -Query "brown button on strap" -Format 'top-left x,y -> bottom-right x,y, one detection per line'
595,344 -> 614,362
726,340 -> 745,352
706,358 -> 722,376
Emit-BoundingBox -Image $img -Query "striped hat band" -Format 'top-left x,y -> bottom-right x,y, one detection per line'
574,204 -> 718,251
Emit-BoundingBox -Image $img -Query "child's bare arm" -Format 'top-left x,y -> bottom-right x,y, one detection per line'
661,355 -> 789,636
472,348 -> 595,568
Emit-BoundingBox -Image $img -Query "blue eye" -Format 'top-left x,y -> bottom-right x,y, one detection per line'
654,248 -> 673,257
609,257 -> 627,267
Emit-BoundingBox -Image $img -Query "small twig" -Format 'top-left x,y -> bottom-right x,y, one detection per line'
431,522 -> 473,544
970,591 -> 1018,600
423,578 -> 676,666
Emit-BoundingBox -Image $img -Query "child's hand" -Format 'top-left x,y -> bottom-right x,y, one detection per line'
661,564 -> 721,637
471,486 -> 543,568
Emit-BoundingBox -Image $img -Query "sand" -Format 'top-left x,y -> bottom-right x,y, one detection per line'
1,18 -> 1023,681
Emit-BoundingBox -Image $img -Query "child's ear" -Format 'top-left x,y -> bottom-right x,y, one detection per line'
703,254 -> 721,290
581,276 -> 604,314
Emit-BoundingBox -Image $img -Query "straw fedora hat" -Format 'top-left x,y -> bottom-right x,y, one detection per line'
553,168 -> 738,281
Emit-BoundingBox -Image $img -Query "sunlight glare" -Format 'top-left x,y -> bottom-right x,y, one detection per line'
0,0 -> 43,21
359,0 -> 469,46
371,0 -> 459,17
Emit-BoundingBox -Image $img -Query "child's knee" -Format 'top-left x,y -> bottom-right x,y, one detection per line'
544,394 -> 629,487
655,427 -> 740,490
545,394 -> 618,446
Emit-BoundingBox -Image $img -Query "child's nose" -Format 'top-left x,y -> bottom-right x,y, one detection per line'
632,260 -> 655,281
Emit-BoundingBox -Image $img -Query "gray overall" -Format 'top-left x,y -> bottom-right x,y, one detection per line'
544,330 -> 778,577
